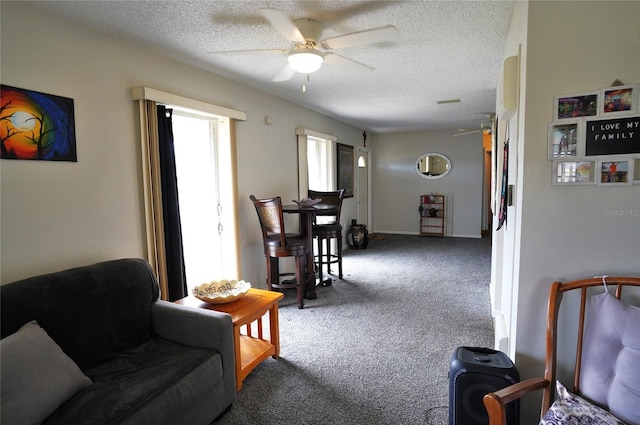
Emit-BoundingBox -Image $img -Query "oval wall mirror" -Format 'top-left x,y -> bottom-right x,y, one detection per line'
416,152 -> 452,179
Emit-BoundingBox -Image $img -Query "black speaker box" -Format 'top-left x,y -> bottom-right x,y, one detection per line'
449,346 -> 519,425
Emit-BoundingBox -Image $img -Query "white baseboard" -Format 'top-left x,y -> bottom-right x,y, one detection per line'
373,230 -> 482,239
372,230 -> 416,235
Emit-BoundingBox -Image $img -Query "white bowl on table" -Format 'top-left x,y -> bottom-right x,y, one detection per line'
192,279 -> 251,304
292,198 -> 322,207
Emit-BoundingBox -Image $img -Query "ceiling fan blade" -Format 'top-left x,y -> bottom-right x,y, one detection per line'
324,53 -> 375,73
322,25 -> 399,50
453,130 -> 482,137
272,65 -> 295,82
473,112 -> 497,119
259,9 -> 305,43
209,49 -> 286,55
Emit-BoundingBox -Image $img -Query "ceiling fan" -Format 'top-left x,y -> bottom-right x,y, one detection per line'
453,123 -> 493,137
210,9 -> 400,81
453,114 -> 495,136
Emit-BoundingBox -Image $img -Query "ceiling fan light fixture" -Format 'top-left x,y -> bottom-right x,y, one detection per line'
287,48 -> 324,74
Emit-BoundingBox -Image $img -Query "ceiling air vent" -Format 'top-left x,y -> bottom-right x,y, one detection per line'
436,99 -> 461,105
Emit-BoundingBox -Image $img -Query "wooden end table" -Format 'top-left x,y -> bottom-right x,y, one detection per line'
175,288 -> 284,391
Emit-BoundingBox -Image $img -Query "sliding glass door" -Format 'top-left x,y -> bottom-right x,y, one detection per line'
172,111 -> 237,285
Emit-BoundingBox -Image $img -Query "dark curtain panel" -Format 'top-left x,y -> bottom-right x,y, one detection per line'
156,105 -> 187,301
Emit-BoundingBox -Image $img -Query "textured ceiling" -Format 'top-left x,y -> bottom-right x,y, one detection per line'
29,0 -> 516,134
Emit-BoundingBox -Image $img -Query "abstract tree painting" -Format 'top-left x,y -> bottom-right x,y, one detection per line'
1,85 -> 76,161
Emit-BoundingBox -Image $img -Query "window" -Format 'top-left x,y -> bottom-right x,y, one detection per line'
173,110 -> 238,284
307,136 -> 332,191
296,128 -> 337,199
132,87 -> 245,299
297,129 -> 337,231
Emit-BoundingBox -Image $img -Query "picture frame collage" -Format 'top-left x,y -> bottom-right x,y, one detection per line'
549,84 -> 639,186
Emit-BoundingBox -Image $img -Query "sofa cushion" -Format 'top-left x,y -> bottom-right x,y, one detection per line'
580,292 -> 640,425
539,381 -> 624,425
41,337 -> 225,425
1,321 -> 92,425
0,259 -> 160,370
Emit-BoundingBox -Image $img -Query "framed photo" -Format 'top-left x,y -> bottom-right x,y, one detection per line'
600,85 -> 636,116
552,160 -> 594,185
336,143 -> 354,198
548,120 -> 582,160
554,91 -> 599,120
597,158 -> 633,186
585,116 -> 640,157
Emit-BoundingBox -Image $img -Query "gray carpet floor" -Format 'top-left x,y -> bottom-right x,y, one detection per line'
217,234 -> 493,425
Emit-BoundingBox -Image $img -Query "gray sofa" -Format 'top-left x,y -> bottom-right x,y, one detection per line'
0,258 -> 235,425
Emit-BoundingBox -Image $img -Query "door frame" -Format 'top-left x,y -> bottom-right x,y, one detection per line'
356,147 -> 372,229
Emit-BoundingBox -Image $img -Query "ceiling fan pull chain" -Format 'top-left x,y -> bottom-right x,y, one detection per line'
302,74 -> 311,92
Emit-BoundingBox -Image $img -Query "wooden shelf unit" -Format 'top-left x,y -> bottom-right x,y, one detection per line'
419,194 -> 445,236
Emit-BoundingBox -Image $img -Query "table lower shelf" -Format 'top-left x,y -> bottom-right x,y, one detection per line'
237,335 -> 277,385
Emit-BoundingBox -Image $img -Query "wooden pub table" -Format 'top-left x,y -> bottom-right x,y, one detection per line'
175,288 -> 284,391
282,203 -> 338,299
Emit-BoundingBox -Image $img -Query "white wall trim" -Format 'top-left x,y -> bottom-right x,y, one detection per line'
494,314 -> 509,353
297,134 -> 308,200
374,230 -> 416,235
295,128 -> 337,141
373,230 -> 483,239
131,86 -> 246,121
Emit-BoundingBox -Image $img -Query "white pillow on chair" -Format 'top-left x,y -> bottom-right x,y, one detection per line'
580,292 -> 640,425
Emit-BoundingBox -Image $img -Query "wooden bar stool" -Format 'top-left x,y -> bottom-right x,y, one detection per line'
308,189 -> 345,286
250,195 -> 308,309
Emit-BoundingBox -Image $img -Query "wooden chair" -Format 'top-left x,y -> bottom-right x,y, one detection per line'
483,276 -> 640,425
249,195 -> 308,309
308,189 -> 345,286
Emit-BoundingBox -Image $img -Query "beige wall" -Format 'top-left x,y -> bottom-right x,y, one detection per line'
499,1 -> 640,422
0,2 -> 363,284
371,130 -> 484,237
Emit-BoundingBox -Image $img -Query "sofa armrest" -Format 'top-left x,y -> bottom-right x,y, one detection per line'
483,377 -> 550,425
151,301 -> 236,403
152,300 -> 232,349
